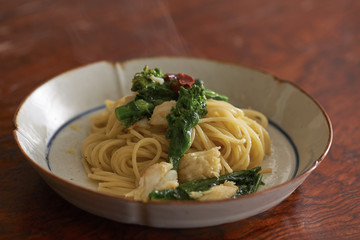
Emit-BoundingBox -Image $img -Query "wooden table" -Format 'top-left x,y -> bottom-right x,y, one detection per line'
1,0 -> 359,239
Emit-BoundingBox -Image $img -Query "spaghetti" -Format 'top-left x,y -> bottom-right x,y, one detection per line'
81,97 -> 270,198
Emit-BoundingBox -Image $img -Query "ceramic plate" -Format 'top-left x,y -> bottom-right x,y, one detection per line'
14,57 -> 332,228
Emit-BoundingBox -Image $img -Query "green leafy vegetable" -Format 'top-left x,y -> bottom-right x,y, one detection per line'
148,187 -> 192,201
204,89 -> 228,101
115,98 -> 155,129
131,66 -> 165,92
115,66 -> 228,129
149,167 -> 263,200
194,79 -> 228,102
166,84 -> 208,170
115,66 -> 176,128
131,66 -> 177,105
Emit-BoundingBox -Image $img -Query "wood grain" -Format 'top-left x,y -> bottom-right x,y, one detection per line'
1,0 -> 359,239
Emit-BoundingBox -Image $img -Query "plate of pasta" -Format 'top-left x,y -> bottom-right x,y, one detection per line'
14,57 -> 332,228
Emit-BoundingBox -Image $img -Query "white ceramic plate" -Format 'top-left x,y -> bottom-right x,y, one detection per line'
14,57 -> 332,228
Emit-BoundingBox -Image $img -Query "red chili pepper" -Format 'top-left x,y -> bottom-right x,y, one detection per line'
177,73 -> 194,88
166,73 -> 195,93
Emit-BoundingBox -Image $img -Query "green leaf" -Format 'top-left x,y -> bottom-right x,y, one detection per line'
204,89 -> 228,101
131,65 -> 177,105
166,84 -> 208,170
115,99 -> 155,128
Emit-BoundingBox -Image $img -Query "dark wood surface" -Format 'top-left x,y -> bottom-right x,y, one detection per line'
1,0 -> 359,239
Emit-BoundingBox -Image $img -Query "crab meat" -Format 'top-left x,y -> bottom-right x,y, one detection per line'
189,181 -> 238,201
178,147 -> 221,183
150,75 -> 165,84
134,118 -> 150,129
126,162 -> 178,202
149,100 -> 176,127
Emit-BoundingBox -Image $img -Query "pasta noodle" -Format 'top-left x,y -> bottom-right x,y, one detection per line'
81,96 -> 271,197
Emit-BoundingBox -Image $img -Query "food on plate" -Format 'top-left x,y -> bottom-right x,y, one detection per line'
81,66 -> 270,201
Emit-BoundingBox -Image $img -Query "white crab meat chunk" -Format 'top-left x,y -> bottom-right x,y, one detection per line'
189,181 -> 238,201
149,100 -> 176,127
150,75 -> 164,84
126,162 -> 178,202
178,147 -> 222,183
134,118 -> 150,129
